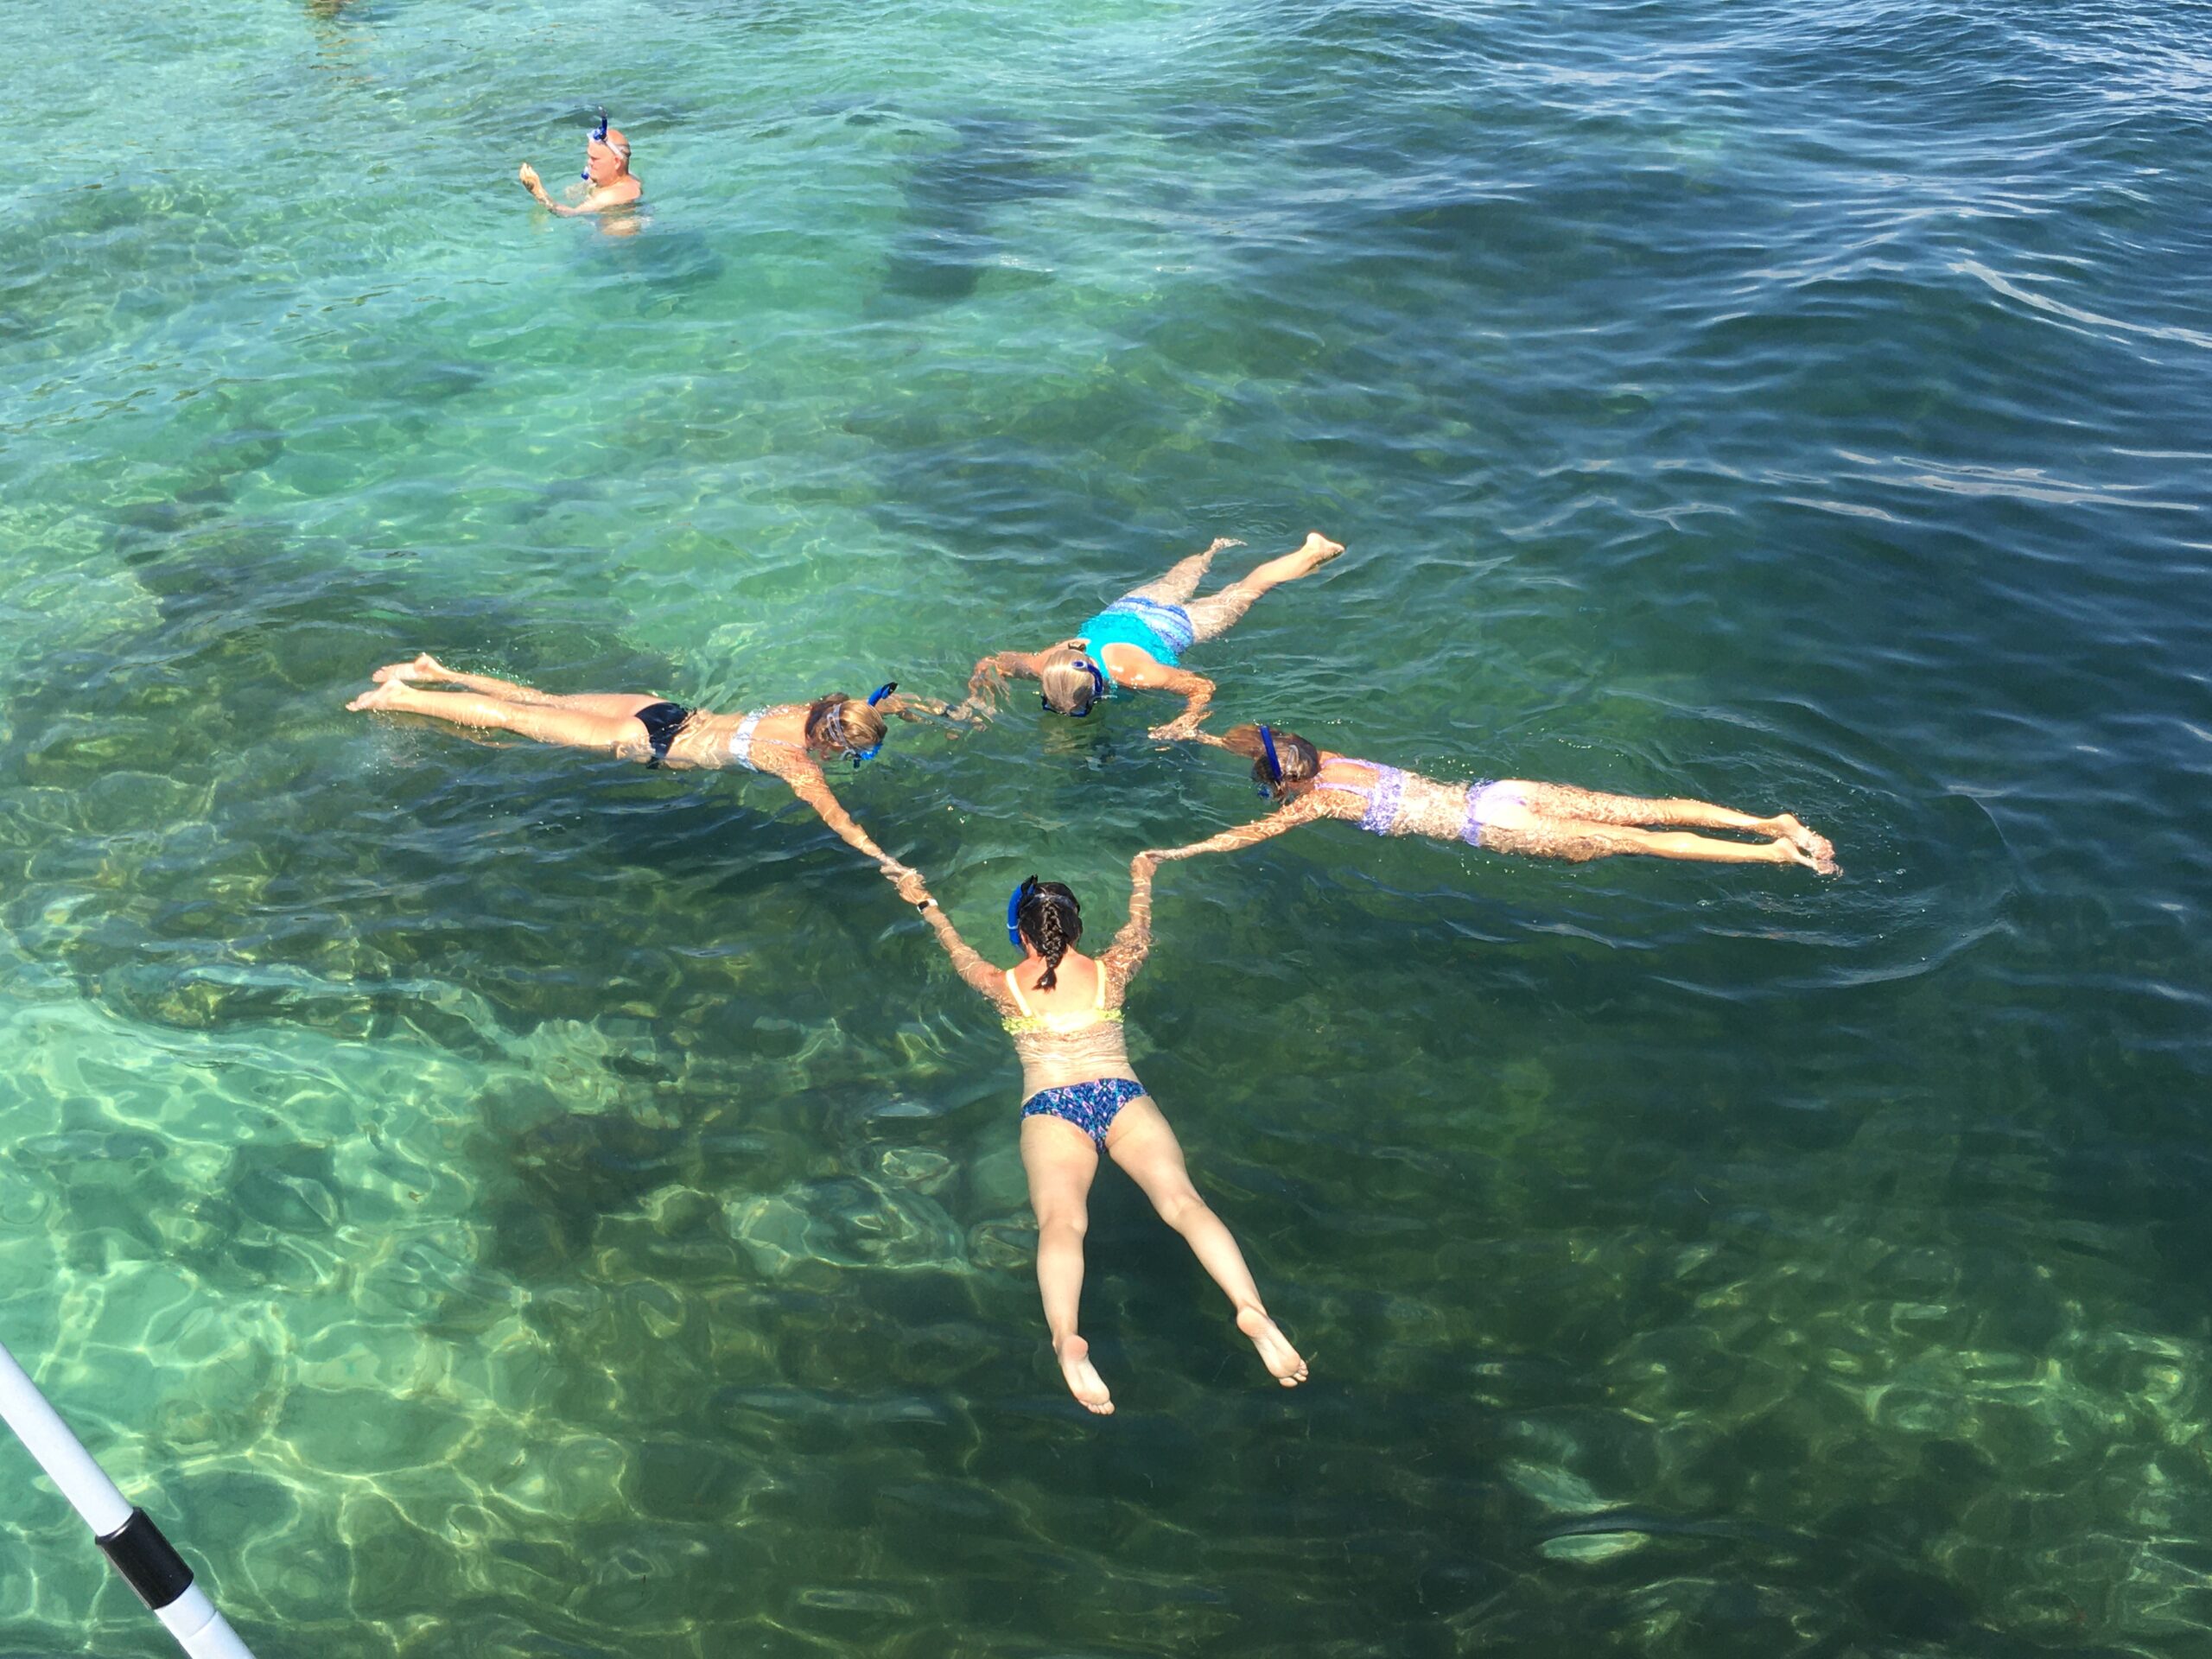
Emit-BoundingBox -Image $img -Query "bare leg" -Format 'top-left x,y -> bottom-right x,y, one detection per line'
1184,531 -> 1345,643
367,658 -> 672,724
1479,815 -> 1831,872
371,653 -> 559,702
1123,537 -> 1242,607
1020,1117 -> 1114,1414
1105,1098 -> 1307,1388
346,682 -> 652,760
1504,781 -> 1834,864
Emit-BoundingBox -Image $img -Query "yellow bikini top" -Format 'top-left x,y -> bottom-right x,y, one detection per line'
1001,963 -> 1122,1037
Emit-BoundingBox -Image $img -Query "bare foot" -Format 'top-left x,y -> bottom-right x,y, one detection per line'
372,652 -> 447,685
1768,813 -> 1836,868
1056,1335 -> 1114,1415
1236,1306 -> 1308,1388
1205,537 -> 1245,555
1770,836 -> 1839,876
1287,531 -> 1345,575
346,681 -> 412,713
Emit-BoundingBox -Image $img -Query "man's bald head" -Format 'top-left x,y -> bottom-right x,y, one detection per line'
585,126 -> 632,184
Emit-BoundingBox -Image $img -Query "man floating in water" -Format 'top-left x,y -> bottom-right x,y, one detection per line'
518,111 -> 643,218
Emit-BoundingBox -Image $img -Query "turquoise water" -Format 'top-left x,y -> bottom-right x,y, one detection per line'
4,0 -> 2211,1652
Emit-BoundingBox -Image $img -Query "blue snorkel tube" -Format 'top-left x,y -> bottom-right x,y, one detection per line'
846,683 -> 897,767
1006,876 -> 1039,948
1257,724 -> 1284,798
582,108 -> 609,180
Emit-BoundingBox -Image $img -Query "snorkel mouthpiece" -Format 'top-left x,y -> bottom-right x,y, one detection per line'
847,682 -> 897,767
1006,876 -> 1039,948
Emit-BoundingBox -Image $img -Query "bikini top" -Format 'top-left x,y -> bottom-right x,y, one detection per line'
728,709 -> 770,772
1001,963 -> 1122,1037
1315,761 -> 1409,836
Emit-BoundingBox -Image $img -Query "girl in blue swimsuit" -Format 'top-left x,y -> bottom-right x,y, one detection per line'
1148,725 -> 1838,873
900,861 -> 1309,1414
961,531 -> 1344,739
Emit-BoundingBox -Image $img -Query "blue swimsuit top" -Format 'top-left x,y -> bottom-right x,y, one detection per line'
1077,595 -> 1198,684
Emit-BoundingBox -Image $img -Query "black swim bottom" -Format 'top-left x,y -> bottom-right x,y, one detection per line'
634,701 -> 691,767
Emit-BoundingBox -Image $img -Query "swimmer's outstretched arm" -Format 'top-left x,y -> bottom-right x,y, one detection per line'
781,766 -> 911,878
912,894 -> 1017,1009
950,650 -> 1052,722
1100,854 -> 1160,988
1110,659 -> 1215,740
1147,798 -> 1325,863
876,689 -> 971,728
517,164 -> 623,217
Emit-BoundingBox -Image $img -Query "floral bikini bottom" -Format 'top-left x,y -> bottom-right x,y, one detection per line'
1020,1077 -> 1146,1150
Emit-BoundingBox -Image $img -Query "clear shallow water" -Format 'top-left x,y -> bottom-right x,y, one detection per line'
3,0 -> 2211,1652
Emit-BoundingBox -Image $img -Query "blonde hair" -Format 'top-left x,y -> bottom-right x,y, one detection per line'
805,695 -> 887,756
1038,646 -> 1105,716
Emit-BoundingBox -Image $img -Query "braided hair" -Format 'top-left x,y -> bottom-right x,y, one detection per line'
1014,878 -> 1084,990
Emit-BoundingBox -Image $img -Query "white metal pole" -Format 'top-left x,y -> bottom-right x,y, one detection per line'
0,1337 -> 258,1659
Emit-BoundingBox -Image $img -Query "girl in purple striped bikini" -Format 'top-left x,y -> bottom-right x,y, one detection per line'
1151,725 -> 1838,874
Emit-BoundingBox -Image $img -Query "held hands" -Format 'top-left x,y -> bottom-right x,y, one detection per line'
963,660 -> 1014,711
892,867 -> 933,908
1147,713 -> 1205,742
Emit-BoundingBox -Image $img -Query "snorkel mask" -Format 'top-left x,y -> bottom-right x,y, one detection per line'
1006,876 -> 1040,947
827,685 -> 893,769
1256,724 -> 1285,798
582,109 -> 610,181
1040,656 -> 1109,717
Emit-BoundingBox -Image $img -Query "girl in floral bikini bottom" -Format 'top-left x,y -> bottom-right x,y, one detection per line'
898,860 -> 1309,1415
